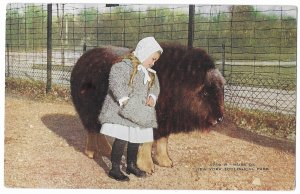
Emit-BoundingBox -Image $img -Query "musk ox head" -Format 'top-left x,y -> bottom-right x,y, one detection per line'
181,68 -> 225,127
154,44 -> 225,138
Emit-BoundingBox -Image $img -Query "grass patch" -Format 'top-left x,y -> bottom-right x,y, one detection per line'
217,64 -> 296,90
226,105 -> 296,141
5,77 -> 71,103
32,63 -> 296,91
32,64 -> 73,72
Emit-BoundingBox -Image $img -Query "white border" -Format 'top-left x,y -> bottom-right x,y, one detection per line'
1,1 -> 299,194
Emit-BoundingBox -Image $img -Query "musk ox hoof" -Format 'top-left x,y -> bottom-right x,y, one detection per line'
154,154 -> 173,167
137,142 -> 154,174
85,150 -> 95,159
137,157 -> 155,174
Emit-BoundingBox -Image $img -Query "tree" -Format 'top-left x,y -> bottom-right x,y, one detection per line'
56,4 -> 65,66
6,8 -> 22,50
23,4 -> 47,50
229,5 -> 255,21
78,7 -> 99,46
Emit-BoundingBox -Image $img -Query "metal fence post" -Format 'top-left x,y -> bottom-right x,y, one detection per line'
83,42 -> 87,52
188,4 -> 195,49
222,43 -> 225,77
46,4 -> 52,93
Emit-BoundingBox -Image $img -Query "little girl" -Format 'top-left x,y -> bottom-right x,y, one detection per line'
99,37 -> 163,181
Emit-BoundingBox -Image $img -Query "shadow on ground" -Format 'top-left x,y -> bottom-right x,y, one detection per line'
41,113 -> 112,173
41,113 -> 295,174
214,118 -> 295,154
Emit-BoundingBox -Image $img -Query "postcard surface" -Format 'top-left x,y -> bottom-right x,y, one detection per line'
4,3 -> 296,190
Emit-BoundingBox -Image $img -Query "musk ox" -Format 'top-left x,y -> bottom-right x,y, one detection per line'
70,44 -> 225,173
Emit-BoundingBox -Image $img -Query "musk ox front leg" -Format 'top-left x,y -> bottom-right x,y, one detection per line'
154,136 -> 173,167
85,132 -> 98,158
137,142 -> 154,174
85,131 -> 111,158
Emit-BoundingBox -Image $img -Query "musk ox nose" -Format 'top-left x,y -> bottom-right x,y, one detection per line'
210,116 -> 223,126
217,117 -> 223,123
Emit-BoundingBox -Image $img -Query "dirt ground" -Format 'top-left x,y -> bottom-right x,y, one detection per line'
4,95 -> 296,190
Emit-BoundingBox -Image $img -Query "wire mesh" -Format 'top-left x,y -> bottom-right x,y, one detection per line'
5,3 -> 297,116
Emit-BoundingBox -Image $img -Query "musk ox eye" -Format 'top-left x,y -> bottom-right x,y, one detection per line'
198,90 -> 208,97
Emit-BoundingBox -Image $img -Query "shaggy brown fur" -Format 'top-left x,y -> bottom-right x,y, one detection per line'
70,48 -> 122,133
153,44 -> 225,138
70,43 -> 225,139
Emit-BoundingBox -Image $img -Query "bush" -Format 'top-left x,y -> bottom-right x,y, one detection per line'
227,106 -> 296,141
5,77 -> 71,103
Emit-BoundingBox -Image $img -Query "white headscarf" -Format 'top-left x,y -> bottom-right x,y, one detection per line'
133,37 -> 163,63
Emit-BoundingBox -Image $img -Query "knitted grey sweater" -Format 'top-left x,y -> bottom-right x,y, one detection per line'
99,59 -> 160,128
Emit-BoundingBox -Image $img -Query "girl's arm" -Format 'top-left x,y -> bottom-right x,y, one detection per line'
109,62 -> 132,106
147,73 -> 160,106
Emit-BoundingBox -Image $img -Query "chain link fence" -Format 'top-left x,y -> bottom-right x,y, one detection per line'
5,3 -> 297,118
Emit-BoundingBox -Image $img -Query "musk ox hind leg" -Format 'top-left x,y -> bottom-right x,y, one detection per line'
97,133 -> 112,158
85,131 -> 111,159
154,136 -> 173,167
137,142 -> 155,174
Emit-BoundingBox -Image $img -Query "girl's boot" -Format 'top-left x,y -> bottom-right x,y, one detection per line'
108,139 -> 129,181
126,142 -> 147,177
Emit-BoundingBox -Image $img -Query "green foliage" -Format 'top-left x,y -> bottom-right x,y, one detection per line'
6,4 -> 297,60
6,4 -> 47,51
78,7 -> 99,22
229,5 -> 256,21
194,5 -> 296,62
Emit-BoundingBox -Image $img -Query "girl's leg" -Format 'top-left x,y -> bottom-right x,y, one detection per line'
109,138 -> 129,181
126,142 -> 147,177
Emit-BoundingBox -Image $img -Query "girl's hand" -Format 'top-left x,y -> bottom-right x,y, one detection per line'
146,96 -> 155,107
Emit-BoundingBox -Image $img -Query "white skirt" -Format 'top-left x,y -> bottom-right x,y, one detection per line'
100,123 -> 154,143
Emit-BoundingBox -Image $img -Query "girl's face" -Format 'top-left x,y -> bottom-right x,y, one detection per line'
142,52 -> 161,69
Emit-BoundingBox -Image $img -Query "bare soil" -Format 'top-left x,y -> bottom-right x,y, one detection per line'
4,95 -> 295,190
